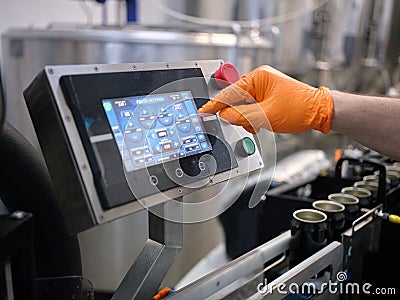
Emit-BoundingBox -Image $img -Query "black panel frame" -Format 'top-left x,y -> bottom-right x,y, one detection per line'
60,68 -> 237,209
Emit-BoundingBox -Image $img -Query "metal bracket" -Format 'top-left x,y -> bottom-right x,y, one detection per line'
111,198 -> 183,300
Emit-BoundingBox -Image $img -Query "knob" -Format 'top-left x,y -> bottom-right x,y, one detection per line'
211,63 -> 240,89
235,137 -> 256,157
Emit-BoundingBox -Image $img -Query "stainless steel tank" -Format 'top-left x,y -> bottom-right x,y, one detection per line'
172,0 -> 318,75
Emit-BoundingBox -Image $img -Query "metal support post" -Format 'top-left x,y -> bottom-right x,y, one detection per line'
112,198 -> 183,300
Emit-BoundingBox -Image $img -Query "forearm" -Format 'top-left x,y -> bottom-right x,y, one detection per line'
330,90 -> 400,160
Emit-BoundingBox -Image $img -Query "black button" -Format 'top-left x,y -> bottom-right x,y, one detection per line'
175,168 -> 184,178
149,175 -> 158,186
199,161 -> 206,171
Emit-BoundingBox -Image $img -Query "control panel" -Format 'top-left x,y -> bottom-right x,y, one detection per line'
23,60 -> 264,233
102,91 -> 213,172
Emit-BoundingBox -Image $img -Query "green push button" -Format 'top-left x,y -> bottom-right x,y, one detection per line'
235,137 -> 256,157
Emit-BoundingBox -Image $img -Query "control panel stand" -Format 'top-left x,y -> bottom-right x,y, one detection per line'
111,198 -> 183,300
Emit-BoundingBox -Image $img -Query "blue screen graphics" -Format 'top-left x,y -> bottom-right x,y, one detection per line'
102,91 -> 213,171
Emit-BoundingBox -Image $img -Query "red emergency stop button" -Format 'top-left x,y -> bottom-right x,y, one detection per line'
212,63 -> 240,89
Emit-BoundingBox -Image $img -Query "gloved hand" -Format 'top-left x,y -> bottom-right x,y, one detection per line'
198,65 -> 333,134
152,287 -> 174,300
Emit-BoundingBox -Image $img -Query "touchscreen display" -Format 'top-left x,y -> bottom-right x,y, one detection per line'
102,91 -> 212,171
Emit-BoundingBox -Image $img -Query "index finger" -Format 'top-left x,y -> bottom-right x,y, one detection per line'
198,74 -> 255,115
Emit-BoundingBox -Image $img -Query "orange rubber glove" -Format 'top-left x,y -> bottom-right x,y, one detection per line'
152,287 -> 173,300
198,65 -> 333,134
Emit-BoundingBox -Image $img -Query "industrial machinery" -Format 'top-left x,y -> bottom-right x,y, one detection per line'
12,58 -> 350,300
1,57 -> 394,299
21,59 -> 272,299
23,59 -> 267,230
173,153 -> 400,300
0,1 -> 399,298
256,153 -> 400,300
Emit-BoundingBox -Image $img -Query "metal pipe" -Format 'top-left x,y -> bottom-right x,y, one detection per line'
236,0 -> 260,21
126,0 -> 137,23
101,2 -> 108,26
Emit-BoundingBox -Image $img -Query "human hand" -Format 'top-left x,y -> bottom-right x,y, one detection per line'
198,65 -> 333,134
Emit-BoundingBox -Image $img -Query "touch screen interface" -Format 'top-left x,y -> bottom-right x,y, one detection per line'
102,91 -> 212,171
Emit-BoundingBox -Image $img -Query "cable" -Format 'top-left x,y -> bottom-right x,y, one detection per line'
153,0 -> 331,29
388,214 -> 400,224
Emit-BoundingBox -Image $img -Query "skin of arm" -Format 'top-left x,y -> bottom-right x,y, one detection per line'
330,90 -> 400,160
